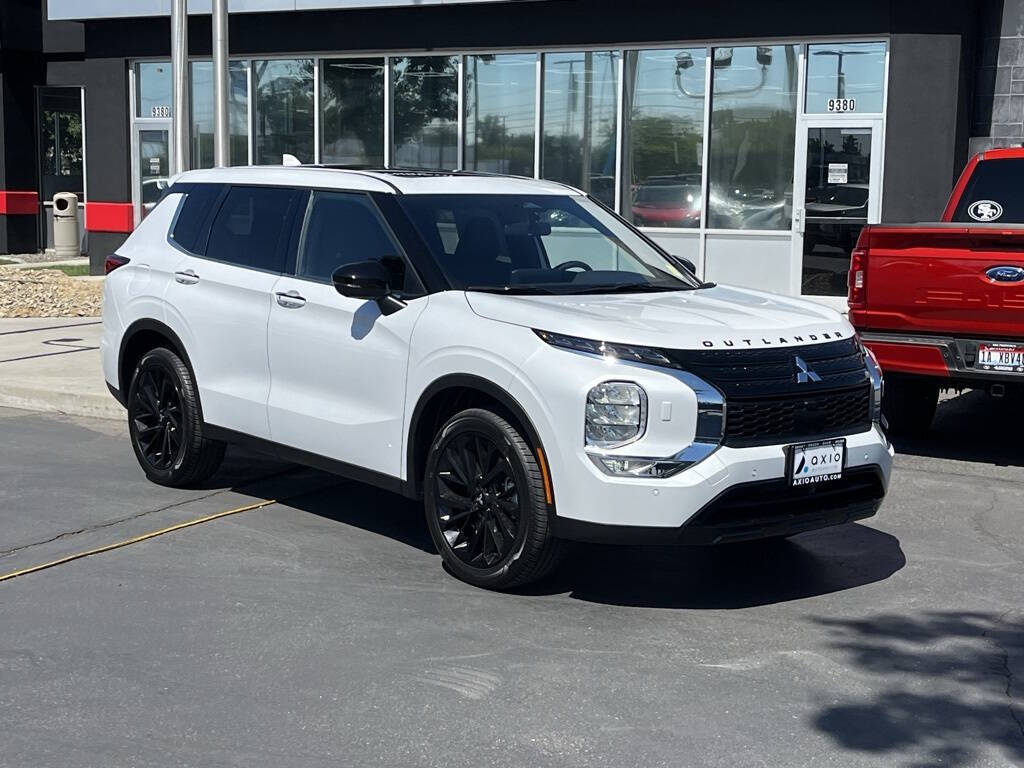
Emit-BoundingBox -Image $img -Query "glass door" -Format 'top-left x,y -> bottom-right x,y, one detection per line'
792,118 -> 882,308
132,121 -> 172,224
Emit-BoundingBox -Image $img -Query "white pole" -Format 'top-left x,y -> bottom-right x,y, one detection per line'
171,0 -> 190,174
212,0 -> 230,167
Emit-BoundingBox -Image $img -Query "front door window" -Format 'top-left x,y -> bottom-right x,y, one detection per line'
800,126 -> 872,296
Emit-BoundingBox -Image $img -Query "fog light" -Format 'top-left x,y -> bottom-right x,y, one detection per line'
585,382 -> 646,449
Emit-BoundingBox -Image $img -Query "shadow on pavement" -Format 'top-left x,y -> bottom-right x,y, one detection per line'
892,389 -> 1024,467
520,523 -> 905,609
810,611 -> 1024,766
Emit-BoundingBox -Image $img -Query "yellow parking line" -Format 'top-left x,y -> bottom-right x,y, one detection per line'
0,499 -> 277,584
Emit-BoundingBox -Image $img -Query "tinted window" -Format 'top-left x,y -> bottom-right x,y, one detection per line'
205,186 -> 301,272
952,159 -> 1024,223
298,191 -> 419,293
170,184 -> 224,254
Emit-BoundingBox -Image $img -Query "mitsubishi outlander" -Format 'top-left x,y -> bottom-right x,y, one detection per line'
102,167 -> 892,589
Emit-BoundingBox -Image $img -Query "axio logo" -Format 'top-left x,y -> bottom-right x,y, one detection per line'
968,200 -> 1004,222
986,265 -> 1024,283
795,356 -> 822,384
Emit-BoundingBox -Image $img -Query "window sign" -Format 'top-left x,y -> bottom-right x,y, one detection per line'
806,42 -> 886,114
827,163 -> 848,184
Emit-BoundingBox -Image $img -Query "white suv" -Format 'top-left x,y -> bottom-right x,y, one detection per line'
102,167 -> 892,589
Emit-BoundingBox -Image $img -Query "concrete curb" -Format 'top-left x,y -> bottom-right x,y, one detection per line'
0,382 -> 124,421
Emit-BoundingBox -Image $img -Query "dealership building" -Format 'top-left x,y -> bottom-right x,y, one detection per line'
0,0 -> 1017,305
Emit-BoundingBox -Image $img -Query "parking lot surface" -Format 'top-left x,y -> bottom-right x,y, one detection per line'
1,394 -> 1022,768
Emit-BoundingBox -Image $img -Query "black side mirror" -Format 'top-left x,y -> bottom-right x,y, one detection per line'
332,260 -> 406,315
675,256 -> 697,275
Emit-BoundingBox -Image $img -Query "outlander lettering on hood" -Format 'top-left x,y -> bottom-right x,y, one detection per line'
700,329 -> 847,348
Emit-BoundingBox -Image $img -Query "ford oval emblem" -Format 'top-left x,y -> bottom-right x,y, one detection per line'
986,265 -> 1024,282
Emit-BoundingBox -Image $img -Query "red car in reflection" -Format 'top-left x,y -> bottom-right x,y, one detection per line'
631,178 -> 702,227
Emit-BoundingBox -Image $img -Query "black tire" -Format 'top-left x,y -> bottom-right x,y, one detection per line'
882,376 -> 940,436
127,347 -> 225,487
424,408 -> 563,590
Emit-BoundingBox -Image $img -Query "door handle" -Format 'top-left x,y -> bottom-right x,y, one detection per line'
174,269 -> 199,285
275,290 -> 307,309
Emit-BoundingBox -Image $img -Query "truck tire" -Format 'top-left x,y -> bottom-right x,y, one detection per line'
882,376 -> 939,436
424,408 -> 564,590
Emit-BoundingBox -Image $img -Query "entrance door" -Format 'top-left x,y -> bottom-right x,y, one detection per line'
792,119 -> 882,308
131,121 -> 172,225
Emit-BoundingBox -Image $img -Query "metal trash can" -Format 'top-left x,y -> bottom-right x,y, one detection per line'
52,192 -> 81,259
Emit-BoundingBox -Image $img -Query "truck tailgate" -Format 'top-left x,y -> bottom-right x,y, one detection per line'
854,225 -> 1024,338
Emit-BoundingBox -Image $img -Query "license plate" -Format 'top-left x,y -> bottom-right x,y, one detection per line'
977,343 -> 1024,373
789,439 -> 845,487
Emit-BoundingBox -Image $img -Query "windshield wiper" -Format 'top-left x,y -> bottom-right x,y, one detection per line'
561,282 -> 687,295
465,285 -> 560,295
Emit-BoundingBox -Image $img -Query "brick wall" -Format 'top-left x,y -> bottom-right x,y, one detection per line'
973,0 -> 1024,154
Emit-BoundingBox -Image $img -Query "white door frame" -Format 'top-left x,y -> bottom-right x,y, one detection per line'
791,115 -> 883,311
130,119 -> 174,227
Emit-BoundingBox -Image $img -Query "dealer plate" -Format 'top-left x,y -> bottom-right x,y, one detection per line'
788,439 -> 845,487
977,342 -> 1024,374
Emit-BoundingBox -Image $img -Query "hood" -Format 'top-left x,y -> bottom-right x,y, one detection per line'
465,284 -> 852,351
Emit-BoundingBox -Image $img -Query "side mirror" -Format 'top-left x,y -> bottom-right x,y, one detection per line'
675,256 -> 697,275
332,260 -> 406,314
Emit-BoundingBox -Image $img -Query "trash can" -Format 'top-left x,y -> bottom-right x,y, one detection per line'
53,192 -> 80,259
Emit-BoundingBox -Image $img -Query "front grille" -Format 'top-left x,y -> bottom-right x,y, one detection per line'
661,338 -> 873,447
724,385 -> 872,447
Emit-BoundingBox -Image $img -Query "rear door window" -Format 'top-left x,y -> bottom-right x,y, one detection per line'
205,186 -> 304,272
952,158 -> 1024,223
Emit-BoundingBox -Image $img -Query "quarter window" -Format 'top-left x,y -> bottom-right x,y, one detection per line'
205,186 -> 302,272
170,183 -> 225,254
298,191 -> 419,293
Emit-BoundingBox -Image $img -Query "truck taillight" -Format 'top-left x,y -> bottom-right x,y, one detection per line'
105,254 -> 130,274
848,246 -> 868,309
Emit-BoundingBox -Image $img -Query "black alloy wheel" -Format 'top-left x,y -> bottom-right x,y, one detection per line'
434,431 -> 523,568
132,365 -> 184,471
127,347 -> 225,487
424,408 -> 564,590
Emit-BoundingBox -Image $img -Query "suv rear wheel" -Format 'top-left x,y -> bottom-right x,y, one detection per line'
127,347 -> 225,487
424,408 -> 563,590
882,376 -> 940,436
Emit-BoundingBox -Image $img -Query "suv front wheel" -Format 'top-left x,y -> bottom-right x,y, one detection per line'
424,408 -> 563,590
127,347 -> 225,487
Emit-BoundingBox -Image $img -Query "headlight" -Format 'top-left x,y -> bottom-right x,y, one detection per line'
535,329 -> 672,367
586,382 -> 647,449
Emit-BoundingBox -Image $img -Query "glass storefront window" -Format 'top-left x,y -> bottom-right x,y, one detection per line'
253,58 -> 314,165
392,55 -> 458,169
190,60 -> 250,168
806,42 -> 886,114
622,48 -> 706,228
39,87 -> 84,200
321,58 -> 385,166
541,51 -> 619,208
464,53 -> 536,176
137,61 -> 172,118
708,45 -> 798,230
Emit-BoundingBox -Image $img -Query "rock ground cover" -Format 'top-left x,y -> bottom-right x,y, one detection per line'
0,266 -> 101,318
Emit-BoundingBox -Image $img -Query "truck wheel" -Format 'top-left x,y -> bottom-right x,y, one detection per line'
882,376 -> 939,436
127,347 -> 226,487
424,408 -> 563,590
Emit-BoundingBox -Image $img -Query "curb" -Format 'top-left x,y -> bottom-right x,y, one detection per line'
0,383 -> 123,421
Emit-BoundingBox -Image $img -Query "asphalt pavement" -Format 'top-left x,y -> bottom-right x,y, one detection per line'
1,394 -> 1022,768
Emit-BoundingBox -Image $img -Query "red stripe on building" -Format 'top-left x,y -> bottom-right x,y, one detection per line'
85,202 -> 135,233
0,191 -> 39,215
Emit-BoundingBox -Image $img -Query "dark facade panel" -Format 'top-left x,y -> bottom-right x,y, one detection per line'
882,34 -> 965,223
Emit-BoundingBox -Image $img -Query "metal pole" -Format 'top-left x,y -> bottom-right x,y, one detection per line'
212,0 -> 230,167
171,0 -> 190,174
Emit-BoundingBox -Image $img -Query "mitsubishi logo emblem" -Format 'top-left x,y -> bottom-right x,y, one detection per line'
795,356 -> 822,384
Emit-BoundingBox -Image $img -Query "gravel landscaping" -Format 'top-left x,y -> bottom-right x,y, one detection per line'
0,265 -> 101,317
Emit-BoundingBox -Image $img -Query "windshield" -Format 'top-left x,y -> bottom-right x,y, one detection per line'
397,194 -> 701,294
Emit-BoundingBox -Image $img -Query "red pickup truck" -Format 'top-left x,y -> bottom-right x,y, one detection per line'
849,147 -> 1024,435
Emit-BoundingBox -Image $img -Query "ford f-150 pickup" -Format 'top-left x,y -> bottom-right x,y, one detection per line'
849,147 -> 1024,434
